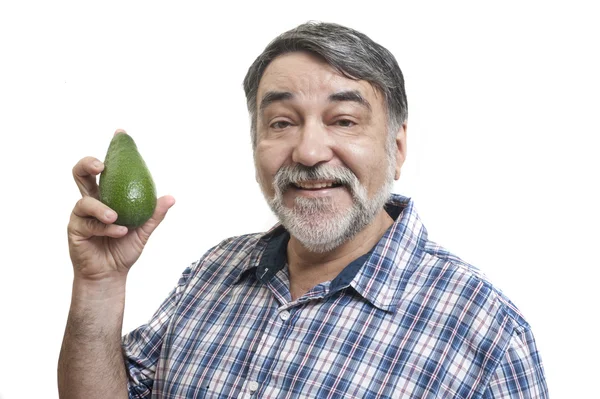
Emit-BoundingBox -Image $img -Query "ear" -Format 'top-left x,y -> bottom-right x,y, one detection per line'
394,122 -> 408,180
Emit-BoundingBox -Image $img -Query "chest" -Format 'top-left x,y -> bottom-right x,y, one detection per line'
151,280 -> 491,398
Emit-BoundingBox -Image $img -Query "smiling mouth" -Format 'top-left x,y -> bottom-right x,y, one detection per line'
291,180 -> 344,190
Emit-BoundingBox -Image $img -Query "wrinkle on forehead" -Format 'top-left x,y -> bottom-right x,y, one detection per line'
257,52 -> 381,104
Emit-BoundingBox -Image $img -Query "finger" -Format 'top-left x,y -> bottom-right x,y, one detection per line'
72,156 -> 104,198
69,213 -> 128,239
72,196 -> 119,225
137,195 -> 176,241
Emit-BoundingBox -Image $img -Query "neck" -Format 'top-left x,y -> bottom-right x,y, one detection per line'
286,209 -> 394,301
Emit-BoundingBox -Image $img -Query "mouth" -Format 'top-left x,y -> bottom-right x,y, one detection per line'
290,180 -> 345,191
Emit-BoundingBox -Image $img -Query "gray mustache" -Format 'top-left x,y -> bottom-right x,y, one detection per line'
273,164 -> 358,192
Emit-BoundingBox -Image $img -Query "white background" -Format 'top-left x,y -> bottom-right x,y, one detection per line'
0,1 -> 598,398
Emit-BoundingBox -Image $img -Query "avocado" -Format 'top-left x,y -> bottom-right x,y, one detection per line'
99,132 -> 157,228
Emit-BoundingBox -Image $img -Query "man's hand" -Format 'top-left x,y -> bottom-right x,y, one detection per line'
68,155 -> 175,282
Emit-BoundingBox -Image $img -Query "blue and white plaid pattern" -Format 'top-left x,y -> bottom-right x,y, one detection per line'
123,194 -> 548,398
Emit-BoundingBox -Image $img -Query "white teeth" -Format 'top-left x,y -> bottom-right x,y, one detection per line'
296,181 -> 335,189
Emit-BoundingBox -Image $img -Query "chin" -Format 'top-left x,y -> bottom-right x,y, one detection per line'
272,201 -> 363,252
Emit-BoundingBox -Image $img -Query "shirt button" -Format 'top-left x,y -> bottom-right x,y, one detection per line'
279,310 -> 290,321
248,381 -> 259,392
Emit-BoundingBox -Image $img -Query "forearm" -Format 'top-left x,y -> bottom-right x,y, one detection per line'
58,277 -> 129,399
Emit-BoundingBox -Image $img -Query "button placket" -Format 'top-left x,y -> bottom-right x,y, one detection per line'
243,304 -> 297,397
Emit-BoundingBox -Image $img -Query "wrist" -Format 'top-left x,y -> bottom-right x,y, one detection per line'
72,274 -> 127,302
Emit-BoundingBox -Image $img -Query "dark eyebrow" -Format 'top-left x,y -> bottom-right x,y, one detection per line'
259,91 -> 293,112
259,89 -> 371,112
328,90 -> 371,111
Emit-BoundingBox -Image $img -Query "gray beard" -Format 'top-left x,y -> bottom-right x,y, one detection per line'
267,163 -> 395,253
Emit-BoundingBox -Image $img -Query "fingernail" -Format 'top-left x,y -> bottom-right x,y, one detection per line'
93,161 -> 102,169
104,210 -> 116,220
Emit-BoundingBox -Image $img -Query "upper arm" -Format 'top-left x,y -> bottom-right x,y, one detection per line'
482,326 -> 549,398
122,265 -> 194,398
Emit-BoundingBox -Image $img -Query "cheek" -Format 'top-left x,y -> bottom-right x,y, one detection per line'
341,143 -> 389,189
254,142 -> 291,193
255,157 -> 273,190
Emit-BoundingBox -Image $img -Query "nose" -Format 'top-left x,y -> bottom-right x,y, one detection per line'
291,120 -> 333,167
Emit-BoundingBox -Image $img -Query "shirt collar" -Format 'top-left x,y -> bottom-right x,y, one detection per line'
349,194 -> 428,312
237,194 -> 429,312
230,223 -> 287,285
256,225 -> 289,283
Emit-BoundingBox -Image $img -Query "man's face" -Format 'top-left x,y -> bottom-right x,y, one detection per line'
254,51 -> 406,252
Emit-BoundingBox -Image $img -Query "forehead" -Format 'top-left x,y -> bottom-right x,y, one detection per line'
257,51 -> 382,105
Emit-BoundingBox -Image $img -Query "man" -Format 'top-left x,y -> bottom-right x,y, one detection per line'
58,22 -> 548,398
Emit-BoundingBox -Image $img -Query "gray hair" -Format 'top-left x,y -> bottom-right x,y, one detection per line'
243,21 -> 408,149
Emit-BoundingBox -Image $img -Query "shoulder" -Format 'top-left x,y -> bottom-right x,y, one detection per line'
188,232 -> 267,279
162,231 -> 271,313
418,239 -> 531,334
412,242 -> 547,397
203,232 -> 266,261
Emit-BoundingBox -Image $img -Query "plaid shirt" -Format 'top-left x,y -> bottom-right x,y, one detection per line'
123,194 -> 548,398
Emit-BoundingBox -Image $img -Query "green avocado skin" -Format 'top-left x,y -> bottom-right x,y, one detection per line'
99,133 -> 157,228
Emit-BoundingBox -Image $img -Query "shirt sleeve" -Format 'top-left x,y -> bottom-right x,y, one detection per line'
122,264 -> 194,399
482,325 -> 549,398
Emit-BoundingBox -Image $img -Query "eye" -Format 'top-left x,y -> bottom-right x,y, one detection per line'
270,120 -> 292,130
335,119 -> 356,128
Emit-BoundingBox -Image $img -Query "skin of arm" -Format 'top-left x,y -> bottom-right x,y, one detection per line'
58,278 -> 129,398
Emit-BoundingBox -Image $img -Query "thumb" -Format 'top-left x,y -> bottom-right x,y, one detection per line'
137,195 -> 176,241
